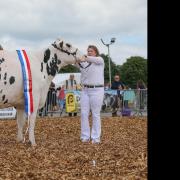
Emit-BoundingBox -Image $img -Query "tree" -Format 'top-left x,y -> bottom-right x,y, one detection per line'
59,64 -> 80,73
100,54 -> 120,83
119,56 -> 147,88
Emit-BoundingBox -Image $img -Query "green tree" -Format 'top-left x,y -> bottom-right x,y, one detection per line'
59,64 -> 80,73
119,56 -> 147,88
100,54 -> 120,83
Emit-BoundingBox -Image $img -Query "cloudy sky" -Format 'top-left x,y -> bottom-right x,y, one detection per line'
0,0 -> 147,65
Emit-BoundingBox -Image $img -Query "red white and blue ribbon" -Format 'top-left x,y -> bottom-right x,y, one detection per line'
16,50 -> 34,116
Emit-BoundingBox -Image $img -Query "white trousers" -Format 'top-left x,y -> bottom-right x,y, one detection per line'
80,87 -> 104,140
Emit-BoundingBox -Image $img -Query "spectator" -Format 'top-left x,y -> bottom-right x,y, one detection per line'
65,74 -> 77,90
49,82 -> 57,111
137,79 -> 147,90
39,82 -> 57,116
136,80 -> 147,109
111,75 -> 125,117
104,82 -> 110,90
65,74 -> 78,116
58,85 -> 65,112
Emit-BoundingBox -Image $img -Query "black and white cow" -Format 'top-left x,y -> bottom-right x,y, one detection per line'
0,38 -> 83,146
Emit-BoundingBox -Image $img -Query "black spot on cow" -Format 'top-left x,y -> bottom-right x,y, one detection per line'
4,72 -> 7,80
0,67 -> 1,71
4,99 -> 8,104
0,89 -> 2,94
54,54 -> 61,65
44,75 -> 46,79
43,49 -> 51,63
41,62 -> 43,72
0,73 -> 1,80
0,58 -> 5,65
57,59 -> 61,65
4,81 -> 7,85
46,53 -> 60,76
9,76 -> 15,85
2,94 -> 5,101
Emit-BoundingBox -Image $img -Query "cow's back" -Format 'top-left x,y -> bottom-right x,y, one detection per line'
0,50 -> 24,108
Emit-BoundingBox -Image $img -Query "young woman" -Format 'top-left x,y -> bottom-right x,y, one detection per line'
76,45 -> 104,144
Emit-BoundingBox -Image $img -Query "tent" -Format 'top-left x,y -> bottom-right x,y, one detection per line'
52,73 -> 81,88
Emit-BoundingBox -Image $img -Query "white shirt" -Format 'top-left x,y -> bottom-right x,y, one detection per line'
76,56 -> 104,85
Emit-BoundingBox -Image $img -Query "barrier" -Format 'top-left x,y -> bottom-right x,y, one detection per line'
37,89 -> 147,117
0,107 -> 16,119
0,89 -> 147,119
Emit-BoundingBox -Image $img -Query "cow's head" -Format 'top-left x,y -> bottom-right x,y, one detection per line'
43,38 -> 83,77
52,38 -> 83,66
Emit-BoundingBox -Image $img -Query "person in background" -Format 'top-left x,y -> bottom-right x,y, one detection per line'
65,74 -> 77,117
111,75 -> 125,117
76,45 -> 104,144
123,85 -> 129,108
65,74 -> 77,90
104,82 -> 110,90
38,82 -> 57,116
137,79 -> 147,90
136,80 -> 147,109
49,82 -> 57,111
58,85 -> 65,113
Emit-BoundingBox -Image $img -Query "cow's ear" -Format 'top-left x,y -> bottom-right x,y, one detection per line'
52,43 -> 57,48
59,41 -> 63,48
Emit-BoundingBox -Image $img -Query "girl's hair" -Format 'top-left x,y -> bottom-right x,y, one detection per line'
87,45 -> 100,56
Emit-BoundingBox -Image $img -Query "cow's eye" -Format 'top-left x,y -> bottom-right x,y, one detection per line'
66,43 -> 71,48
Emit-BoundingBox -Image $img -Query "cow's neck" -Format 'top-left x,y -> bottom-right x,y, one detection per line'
41,46 -> 69,87
42,46 -> 60,77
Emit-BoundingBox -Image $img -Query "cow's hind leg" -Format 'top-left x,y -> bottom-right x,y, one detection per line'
16,109 -> 26,142
28,109 -> 38,146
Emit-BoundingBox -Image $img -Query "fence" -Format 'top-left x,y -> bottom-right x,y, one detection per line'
0,89 -> 147,119
38,89 -> 147,117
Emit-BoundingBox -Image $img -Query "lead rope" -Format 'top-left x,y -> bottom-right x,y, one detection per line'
23,116 -> 30,143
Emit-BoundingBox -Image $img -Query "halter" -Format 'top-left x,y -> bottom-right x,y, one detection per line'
78,62 -> 92,69
51,43 -> 78,63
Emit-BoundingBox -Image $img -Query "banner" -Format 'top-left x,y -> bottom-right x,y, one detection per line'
65,92 -> 76,113
0,107 -> 16,119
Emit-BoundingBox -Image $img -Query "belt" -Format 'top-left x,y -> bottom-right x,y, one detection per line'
83,84 -> 104,88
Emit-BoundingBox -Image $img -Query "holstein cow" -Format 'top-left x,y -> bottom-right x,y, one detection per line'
0,38 -> 83,146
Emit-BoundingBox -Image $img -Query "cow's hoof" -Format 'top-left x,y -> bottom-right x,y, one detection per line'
16,137 -> 23,143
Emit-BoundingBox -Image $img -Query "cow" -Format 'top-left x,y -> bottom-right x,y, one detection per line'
0,38 -> 83,146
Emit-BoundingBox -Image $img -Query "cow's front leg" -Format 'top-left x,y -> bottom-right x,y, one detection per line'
16,109 -> 26,142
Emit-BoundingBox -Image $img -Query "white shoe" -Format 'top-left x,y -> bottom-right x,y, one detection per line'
81,139 -> 90,143
92,139 -> 100,144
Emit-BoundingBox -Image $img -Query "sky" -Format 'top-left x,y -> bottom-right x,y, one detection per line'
0,0 -> 147,65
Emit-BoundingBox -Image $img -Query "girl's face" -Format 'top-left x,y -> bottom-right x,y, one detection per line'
87,48 -> 96,56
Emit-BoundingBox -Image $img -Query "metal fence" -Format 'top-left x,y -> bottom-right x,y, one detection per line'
38,89 -> 147,117
0,89 -> 147,119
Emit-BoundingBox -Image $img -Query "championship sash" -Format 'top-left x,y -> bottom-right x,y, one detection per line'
16,50 -> 33,116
